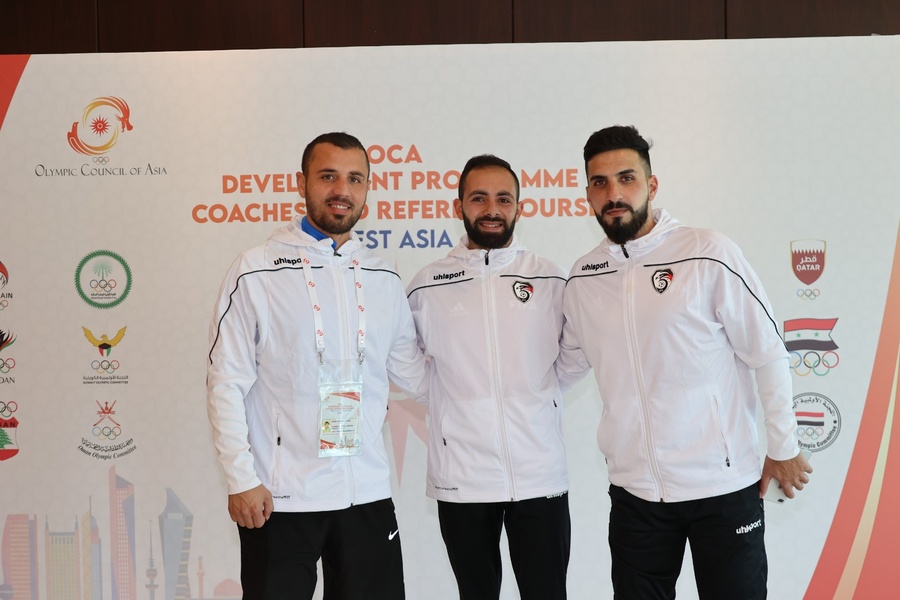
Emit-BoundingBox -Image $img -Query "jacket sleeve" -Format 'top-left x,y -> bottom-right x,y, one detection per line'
556,281 -> 593,392
556,312 -> 592,392
709,234 -> 787,368
206,255 -> 263,495
385,278 -> 427,402
709,234 -> 798,459
756,357 -> 800,460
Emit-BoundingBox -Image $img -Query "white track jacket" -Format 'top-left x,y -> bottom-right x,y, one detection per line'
406,236 -> 570,503
207,217 -> 425,512
560,209 -> 797,503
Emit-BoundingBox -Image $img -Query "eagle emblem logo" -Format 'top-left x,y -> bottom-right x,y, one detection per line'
83,326 -> 127,356
512,281 -> 534,303
652,269 -> 674,294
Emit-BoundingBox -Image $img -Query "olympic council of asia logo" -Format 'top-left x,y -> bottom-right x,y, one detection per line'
67,97 -> 133,157
75,250 -> 133,309
793,392 -> 841,452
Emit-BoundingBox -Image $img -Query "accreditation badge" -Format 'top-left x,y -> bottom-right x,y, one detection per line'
318,360 -> 363,457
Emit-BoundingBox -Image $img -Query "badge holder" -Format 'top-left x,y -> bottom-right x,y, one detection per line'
318,359 -> 363,457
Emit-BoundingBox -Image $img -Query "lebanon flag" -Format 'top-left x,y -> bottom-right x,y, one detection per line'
784,318 -> 839,352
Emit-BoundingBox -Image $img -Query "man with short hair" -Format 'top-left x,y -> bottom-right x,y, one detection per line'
406,154 -> 572,600
559,125 -> 812,599
207,131 -> 424,599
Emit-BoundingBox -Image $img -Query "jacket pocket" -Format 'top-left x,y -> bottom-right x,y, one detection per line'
710,393 -> 732,468
271,411 -> 283,488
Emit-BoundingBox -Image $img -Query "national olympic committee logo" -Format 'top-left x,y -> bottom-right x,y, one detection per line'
75,250 -> 133,309
793,392 -> 841,452
92,400 -> 123,440
0,330 -> 15,353
784,317 -> 840,376
791,239 -> 825,300
0,402 -> 19,461
67,97 -> 133,157
0,259 -> 9,311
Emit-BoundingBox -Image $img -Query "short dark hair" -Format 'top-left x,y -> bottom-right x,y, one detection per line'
458,154 -> 520,201
583,125 -> 652,175
301,132 -> 369,176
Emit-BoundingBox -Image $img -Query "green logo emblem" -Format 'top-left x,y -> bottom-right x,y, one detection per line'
75,250 -> 133,309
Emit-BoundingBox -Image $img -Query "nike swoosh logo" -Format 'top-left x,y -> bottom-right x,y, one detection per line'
388,529 -> 399,540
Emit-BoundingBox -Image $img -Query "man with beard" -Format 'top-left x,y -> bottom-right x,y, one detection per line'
558,125 -> 812,599
207,132 -> 426,599
406,154 -> 574,600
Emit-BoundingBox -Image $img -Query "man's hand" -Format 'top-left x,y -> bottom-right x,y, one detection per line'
228,484 -> 274,528
759,452 -> 813,499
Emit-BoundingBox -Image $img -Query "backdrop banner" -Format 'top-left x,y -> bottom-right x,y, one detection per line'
1,36 -> 899,599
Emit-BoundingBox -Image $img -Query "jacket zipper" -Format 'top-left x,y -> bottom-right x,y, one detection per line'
712,393 -> 732,467
484,250 -> 516,500
331,254 -> 356,503
624,251 -> 666,501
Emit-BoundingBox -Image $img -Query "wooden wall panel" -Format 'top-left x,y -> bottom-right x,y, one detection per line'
514,0 -> 725,42
303,0 -> 512,47
4,1 -> 900,56
727,0 -> 900,38
0,0 -> 97,54
96,0 -> 303,52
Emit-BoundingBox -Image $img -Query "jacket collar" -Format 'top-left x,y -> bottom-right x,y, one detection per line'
600,208 -> 681,260
269,215 -> 363,257
448,234 -> 525,266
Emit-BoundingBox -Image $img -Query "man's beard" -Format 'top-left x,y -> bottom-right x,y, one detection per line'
463,214 -> 516,249
596,197 -> 650,245
307,194 -> 364,235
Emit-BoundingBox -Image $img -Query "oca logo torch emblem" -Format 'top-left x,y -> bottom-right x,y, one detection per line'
67,97 -> 133,156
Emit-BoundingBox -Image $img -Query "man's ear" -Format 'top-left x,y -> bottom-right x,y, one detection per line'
648,174 -> 659,201
296,171 -> 307,198
453,198 -> 463,219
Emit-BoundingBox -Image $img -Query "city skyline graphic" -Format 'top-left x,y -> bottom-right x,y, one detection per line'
1,467 -> 240,600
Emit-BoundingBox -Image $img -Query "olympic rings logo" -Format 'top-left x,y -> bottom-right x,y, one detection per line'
91,359 -> 120,374
790,350 -> 839,376
797,425 -> 825,441
0,358 -> 15,373
92,156 -> 110,164
0,300 -> 7,310
93,425 -> 122,440
0,400 -> 18,418
90,279 -> 117,293
796,289 -> 821,300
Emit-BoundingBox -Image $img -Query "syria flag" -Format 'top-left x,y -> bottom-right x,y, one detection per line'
784,318 -> 839,352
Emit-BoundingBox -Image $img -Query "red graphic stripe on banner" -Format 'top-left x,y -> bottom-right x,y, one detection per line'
784,317 -> 839,332
0,55 -> 30,132
804,222 -> 900,599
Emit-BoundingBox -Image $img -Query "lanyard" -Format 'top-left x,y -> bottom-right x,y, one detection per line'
298,248 -> 367,364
